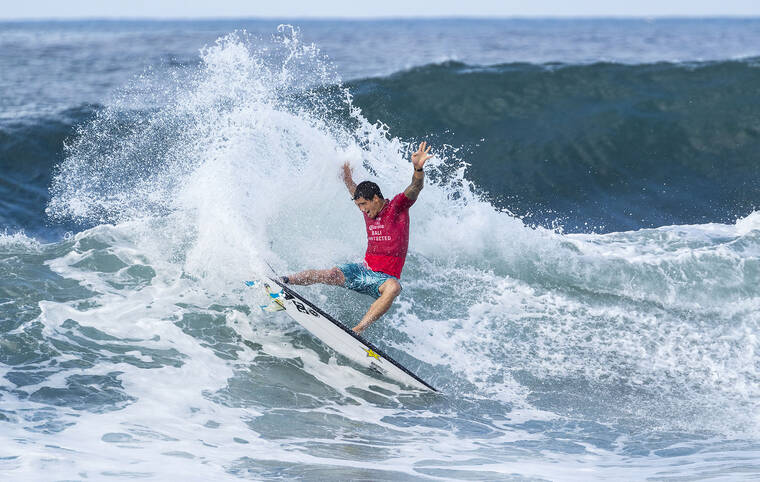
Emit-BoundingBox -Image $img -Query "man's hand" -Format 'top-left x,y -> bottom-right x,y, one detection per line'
341,161 -> 357,197
411,141 -> 433,170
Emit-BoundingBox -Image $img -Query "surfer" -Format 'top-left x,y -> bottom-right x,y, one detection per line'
280,142 -> 433,334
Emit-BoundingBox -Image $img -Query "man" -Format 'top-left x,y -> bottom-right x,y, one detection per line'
281,142 -> 433,334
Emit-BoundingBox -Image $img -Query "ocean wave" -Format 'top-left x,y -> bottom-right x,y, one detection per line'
2,29 -> 760,480
0,105 -> 98,236
348,58 -> 760,230
40,29 -> 760,430
4,58 -> 760,233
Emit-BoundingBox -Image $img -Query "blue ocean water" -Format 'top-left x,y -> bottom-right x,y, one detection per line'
1,19 -> 760,480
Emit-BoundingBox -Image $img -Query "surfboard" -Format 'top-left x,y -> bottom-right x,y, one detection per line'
245,277 -> 437,392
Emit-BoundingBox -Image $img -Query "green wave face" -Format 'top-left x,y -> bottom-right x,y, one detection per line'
349,59 -> 760,231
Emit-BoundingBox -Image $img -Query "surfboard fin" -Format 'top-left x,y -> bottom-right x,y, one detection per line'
259,303 -> 285,312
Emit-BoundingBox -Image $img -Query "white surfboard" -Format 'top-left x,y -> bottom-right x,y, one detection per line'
246,277 -> 437,392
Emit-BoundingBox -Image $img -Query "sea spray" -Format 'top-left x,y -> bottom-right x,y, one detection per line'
44,25 -> 760,432
0,24 -> 757,479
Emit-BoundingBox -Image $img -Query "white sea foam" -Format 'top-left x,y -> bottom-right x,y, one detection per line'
8,28 -> 758,479
0,229 -> 41,252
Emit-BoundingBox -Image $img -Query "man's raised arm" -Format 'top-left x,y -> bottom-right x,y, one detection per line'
404,141 -> 432,201
342,161 -> 357,198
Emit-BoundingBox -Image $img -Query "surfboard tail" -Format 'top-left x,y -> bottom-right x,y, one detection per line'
246,280 -> 286,312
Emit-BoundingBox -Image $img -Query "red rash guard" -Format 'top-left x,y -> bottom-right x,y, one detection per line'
363,193 -> 415,278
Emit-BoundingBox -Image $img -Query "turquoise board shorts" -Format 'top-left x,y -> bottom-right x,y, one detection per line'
337,263 -> 400,299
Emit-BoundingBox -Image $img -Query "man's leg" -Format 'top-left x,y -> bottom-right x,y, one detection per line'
352,278 -> 401,334
285,267 -> 345,286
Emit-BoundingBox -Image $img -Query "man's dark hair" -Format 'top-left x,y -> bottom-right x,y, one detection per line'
353,181 -> 384,201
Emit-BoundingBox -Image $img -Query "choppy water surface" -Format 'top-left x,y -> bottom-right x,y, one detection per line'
2,20 -> 760,480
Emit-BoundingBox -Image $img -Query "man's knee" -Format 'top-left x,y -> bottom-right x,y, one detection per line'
328,267 -> 345,285
380,279 -> 401,298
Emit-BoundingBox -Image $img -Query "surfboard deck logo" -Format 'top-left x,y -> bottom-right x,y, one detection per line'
246,277 -> 436,392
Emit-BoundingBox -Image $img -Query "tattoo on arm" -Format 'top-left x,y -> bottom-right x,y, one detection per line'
342,164 -> 357,197
346,178 -> 357,197
404,171 -> 424,200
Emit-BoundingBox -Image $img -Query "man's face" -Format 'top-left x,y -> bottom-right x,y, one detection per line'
354,195 -> 385,219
